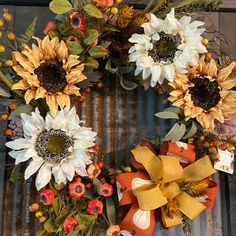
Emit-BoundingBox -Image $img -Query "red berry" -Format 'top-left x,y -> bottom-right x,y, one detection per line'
69,181 -> 85,199
99,183 -> 113,197
87,199 -> 103,215
63,217 -> 78,233
39,189 -> 55,206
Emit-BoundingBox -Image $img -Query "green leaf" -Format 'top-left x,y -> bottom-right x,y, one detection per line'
155,111 -> 179,120
84,57 -> 99,69
103,26 -> 120,32
164,123 -> 186,141
183,121 -> 198,139
106,197 -> 116,225
8,104 -> 33,120
93,177 -> 102,194
84,29 -> 99,45
83,4 -> 103,19
89,46 -> 108,58
105,58 -> 118,74
49,0 -> 73,14
118,66 -> 133,74
52,197 -> 60,216
35,228 -> 46,236
44,219 -> 58,233
66,41 -> 84,55
120,78 -> 138,91
163,106 -> 184,116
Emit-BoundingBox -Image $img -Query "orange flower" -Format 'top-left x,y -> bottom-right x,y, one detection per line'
107,225 -> 121,236
87,199 -> 103,215
39,189 -> 55,205
93,0 -> 113,8
87,164 -> 101,179
69,181 -> 85,199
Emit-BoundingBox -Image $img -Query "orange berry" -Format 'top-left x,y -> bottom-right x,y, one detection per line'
205,52 -> 212,60
0,19 -> 3,27
7,32 -> 16,40
93,144 -> 100,151
85,182 -> 92,189
9,102 -> 17,110
84,87 -> 91,93
98,161 -> 104,168
3,13 -> 13,22
0,45 -> 5,53
5,128 -> 13,136
39,216 -> 47,223
96,82 -> 104,89
29,203 -> 39,212
1,112 -> 9,120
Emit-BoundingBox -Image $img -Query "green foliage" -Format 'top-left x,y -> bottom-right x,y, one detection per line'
106,197 -> 116,225
83,4 -> 103,19
66,41 -> 84,55
49,0 -> 73,14
18,17 -> 37,47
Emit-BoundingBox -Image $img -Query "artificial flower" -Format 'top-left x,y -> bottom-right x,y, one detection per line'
69,180 -> 85,199
117,6 -> 135,29
87,199 -> 103,215
11,36 -> 86,116
93,0 -> 113,8
107,225 -> 121,236
99,183 -> 113,197
128,8 -> 206,87
87,163 -> 101,179
168,56 -> 236,130
43,21 -> 56,35
39,189 -> 55,205
69,12 -> 86,30
5,107 -> 97,190
63,217 -> 78,233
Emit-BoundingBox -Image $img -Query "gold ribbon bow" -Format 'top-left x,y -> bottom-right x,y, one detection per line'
131,145 -> 216,227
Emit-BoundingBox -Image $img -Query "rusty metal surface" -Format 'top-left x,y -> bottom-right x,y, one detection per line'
0,4 -> 232,236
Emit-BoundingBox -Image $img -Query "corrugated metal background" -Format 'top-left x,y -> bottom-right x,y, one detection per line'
0,4 -> 233,236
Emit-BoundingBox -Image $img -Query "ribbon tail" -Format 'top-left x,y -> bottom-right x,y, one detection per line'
120,203 -> 155,236
175,192 -> 206,220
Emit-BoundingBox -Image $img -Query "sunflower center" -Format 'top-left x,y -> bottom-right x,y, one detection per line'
35,61 -> 67,94
35,129 -> 73,163
189,77 -> 221,111
148,32 -> 180,63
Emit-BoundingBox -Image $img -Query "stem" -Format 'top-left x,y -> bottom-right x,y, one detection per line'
0,70 -> 24,98
151,0 -> 165,14
142,0 -> 155,15
102,212 -> 110,226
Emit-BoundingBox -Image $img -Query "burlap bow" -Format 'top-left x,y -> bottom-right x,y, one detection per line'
116,143 -> 216,236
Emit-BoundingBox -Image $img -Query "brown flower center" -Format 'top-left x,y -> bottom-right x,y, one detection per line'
35,61 -> 67,94
148,32 -> 180,63
189,77 -> 221,111
35,129 -> 73,163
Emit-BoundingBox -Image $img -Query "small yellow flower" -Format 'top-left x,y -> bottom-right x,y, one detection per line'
7,32 -> 16,40
117,0 -> 122,3
111,7 -> 118,15
5,60 -> 13,67
0,45 -> 5,53
0,19 -> 3,27
117,6 -> 135,28
35,211 -> 44,218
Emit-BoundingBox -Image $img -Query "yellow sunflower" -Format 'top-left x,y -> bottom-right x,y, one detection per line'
11,36 -> 86,115
168,56 -> 236,130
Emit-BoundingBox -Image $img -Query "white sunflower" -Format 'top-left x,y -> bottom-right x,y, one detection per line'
5,107 -> 97,190
128,8 -> 207,87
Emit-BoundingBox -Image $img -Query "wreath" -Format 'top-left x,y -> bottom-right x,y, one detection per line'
0,0 -> 235,235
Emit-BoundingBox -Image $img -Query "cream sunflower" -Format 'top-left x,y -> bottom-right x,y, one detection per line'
168,56 -> 236,130
11,36 -> 86,116
5,107 -> 97,190
128,8 -> 206,87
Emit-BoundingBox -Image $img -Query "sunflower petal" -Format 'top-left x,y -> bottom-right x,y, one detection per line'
46,94 -> 58,116
12,80 -> 29,90
24,89 -> 36,104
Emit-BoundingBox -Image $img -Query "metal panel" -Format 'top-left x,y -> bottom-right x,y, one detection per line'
0,5 -> 232,236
